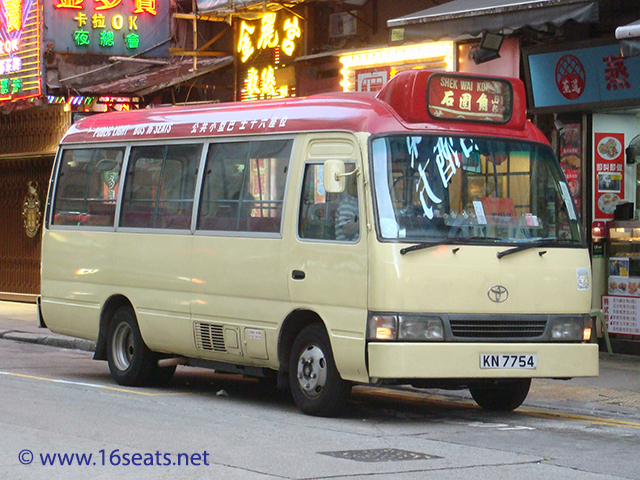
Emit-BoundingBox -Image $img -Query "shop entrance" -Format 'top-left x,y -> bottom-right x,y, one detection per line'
0,156 -> 54,299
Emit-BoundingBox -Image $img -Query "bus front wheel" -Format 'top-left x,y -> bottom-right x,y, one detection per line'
106,306 -> 157,387
289,323 -> 351,417
469,378 -> 531,411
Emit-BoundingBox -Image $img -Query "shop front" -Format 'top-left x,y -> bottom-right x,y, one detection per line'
524,39 -> 640,353
0,0 -> 68,301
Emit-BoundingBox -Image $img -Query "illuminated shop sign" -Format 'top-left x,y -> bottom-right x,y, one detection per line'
45,0 -> 169,56
47,94 -> 140,112
340,42 -> 453,92
0,0 -> 42,103
427,73 -> 512,123
237,12 -> 302,101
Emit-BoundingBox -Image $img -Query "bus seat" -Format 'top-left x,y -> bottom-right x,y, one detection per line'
198,216 -> 237,231
162,214 -> 191,230
247,216 -> 280,233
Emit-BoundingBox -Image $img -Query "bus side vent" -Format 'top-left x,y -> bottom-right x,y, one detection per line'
450,320 -> 547,339
194,322 -> 227,352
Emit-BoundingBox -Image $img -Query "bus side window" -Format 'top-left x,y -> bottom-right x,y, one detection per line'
52,147 -> 125,227
120,144 -> 202,229
198,139 -> 292,233
299,163 -> 359,242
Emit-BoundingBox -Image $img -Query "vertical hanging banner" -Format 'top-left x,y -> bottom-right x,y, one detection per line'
559,123 -> 582,213
594,132 -> 625,220
0,0 -> 42,102
236,11 -> 302,101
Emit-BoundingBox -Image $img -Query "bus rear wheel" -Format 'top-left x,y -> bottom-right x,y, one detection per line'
106,306 -> 157,387
289,323 -> 351,417
469,378 -> 531,411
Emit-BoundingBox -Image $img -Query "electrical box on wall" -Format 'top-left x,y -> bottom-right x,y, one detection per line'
330,12 -> 358,38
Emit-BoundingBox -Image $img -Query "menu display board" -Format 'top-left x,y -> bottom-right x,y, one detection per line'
602,295 -> 640,335
594,132 -> 625,220
427,73 -> 512,123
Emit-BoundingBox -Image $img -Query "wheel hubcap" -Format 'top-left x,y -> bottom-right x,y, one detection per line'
112,322 -> 134,372
297,345 -> 327,398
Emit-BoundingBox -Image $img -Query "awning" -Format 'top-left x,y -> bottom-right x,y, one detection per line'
196,0 -> 303,16
76,56 -> 233,96
387,0 -> 598,42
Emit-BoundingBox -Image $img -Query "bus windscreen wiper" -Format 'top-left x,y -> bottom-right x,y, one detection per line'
400,237 -> 500,255
496,238 -> 557,259
400,240 -> 453,255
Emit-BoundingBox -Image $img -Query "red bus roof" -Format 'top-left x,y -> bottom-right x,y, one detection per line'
60,70 -> 546,145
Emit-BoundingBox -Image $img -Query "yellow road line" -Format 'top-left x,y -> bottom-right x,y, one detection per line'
355,386 -> 640,429
519,408 -> 640,429
0,371 -> 186,397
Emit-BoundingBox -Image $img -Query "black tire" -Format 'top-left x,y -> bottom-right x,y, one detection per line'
289,323 -> 351,417
149,363 -> 177,387
469,378 -> 531,411
106,306 -> 156,386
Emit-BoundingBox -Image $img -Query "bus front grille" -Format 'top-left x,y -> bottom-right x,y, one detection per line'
194,322 -> 227,352
450,319 -> 547,339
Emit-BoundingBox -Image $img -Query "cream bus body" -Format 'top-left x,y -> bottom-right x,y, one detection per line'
41,70 -> 598,416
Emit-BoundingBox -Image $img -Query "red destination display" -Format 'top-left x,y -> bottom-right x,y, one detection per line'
427,73 -> 512,123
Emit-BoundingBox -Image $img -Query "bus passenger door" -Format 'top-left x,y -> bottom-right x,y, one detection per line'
288,143 -> 369,383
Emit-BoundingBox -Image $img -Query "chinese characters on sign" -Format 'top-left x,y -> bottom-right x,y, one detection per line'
555,54 -> 585,100
237,12 -> 302,101
528,43 -> 638,109
427,73 -> 511,123
603,54 -> 630,91
594,132 -> 625,220
47,0 -> 167,55
0,0 -> 42,103
603,295 -> 640,335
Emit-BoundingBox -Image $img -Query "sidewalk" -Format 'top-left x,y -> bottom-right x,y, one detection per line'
0,300 -> 95,352
2,300 -> 640,416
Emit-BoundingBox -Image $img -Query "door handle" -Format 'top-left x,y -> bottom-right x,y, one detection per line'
292,270 -> 306,280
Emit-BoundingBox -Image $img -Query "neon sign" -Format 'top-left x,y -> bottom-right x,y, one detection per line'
237,12 -> 302,102
47,94 -> 140,112
237,13 -> 301,64
0,0 -> 42,103
47,0 -> 167,56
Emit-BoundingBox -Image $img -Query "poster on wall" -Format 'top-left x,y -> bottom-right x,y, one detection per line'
594,132 -> 625,220
559,123 -> 582,213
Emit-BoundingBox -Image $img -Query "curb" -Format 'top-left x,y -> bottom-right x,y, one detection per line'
0,330 -> 95,352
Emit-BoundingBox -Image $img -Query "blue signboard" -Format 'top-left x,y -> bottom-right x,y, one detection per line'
44,0 -> 169,56
527,42 -> 640,110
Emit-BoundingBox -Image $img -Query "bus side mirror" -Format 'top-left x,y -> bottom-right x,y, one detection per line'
324,160 -> 346,194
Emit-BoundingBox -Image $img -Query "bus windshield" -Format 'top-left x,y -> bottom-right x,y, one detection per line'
371,135 -> 584,245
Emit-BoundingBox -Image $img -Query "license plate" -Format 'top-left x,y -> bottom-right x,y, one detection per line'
480,354 -> 537,369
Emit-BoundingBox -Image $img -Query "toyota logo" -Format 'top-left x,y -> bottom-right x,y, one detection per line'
488,285 -> 508,303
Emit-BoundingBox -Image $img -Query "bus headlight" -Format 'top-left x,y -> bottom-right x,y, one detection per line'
368,315 -> 397,340
551,315 -> 591,342
367,314 -> 444,341
399,316 -> 444,341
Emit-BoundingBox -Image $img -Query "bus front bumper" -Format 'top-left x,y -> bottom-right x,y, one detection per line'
367,342 -> 599,379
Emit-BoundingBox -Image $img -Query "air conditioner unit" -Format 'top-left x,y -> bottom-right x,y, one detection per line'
330,12 -> 358,38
